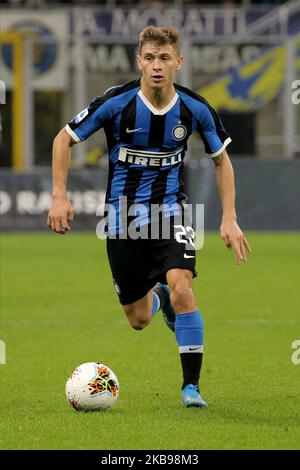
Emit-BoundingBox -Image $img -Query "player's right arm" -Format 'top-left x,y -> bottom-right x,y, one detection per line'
47,128 -> 75,235
48,84 -> 130,234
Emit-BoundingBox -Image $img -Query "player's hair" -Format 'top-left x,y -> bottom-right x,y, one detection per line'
139,26 -> 180,55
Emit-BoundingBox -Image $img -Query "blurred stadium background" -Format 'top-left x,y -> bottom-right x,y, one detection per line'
0,0 -> 299,231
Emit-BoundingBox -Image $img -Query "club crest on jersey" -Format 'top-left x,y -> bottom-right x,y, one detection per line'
74,108 -> 88,124
172,125 -> 187,141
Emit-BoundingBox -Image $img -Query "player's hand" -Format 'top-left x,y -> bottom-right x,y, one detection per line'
220,219 -> 251,265
47,197 -> 75,235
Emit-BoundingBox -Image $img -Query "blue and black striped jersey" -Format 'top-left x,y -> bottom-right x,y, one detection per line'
66,78 -> 231,209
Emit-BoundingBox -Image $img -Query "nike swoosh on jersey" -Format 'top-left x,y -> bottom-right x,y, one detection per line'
184,253 -> 195,259
126,127 -> 143,133
189,347 -> 201,351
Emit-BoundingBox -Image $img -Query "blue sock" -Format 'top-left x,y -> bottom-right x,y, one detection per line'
152,291 -> 160,316
175,310 -> 204,351
175,311 -> 204,388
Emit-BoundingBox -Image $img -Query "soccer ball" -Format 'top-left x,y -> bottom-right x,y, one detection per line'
66,362 -> 119,411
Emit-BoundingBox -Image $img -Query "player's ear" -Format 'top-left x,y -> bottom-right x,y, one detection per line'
136,55 -> 142,71
176,55 -> 184,71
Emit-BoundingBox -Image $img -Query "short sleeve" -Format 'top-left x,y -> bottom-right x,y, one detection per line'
65,92 -> 114,143
196,102 -> 232,157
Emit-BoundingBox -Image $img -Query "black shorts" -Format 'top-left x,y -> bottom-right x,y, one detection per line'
106,215 -> 197,305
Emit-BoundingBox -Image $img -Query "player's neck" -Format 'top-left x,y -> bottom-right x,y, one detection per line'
140,79 -> 176,110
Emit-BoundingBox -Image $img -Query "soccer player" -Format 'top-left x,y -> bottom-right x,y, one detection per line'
48,26 -> 251,408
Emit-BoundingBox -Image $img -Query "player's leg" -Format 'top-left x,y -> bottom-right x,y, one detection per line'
166,268 -> 207,408
150,207 -> 197,332
153,283 -> 176,331
148,210 -> 207,406
107,237 -> 159,331
123,290 -> 156,330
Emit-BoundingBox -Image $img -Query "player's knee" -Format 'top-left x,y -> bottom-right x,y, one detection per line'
170,284 -> 195,311
123,306 -> 151,330
128,316 -> 150,330
132,323 -> 146,331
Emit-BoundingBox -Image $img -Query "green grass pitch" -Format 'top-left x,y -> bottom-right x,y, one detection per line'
0,232 -> 299,450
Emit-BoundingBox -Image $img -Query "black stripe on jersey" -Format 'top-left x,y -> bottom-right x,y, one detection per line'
120,97 -> 137,144
175,83 -> 229,143
177,162 -> 185,197
105,159 -> 115,203
104,118 -> 117,154
68,79 -> 140,131
175,83 -> 213,111
179,98 -> 193,137
122,167 -> 144,205
196,126 -> 211,154
150,168 -> 170,204
197,124 -> 213,154
148,115 -> 166,148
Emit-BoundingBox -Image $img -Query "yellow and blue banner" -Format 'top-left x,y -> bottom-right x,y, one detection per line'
198,34 -> 300,112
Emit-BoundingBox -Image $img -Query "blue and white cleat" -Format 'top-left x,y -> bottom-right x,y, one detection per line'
182,384 -> 207,408
153,283 -> 175,332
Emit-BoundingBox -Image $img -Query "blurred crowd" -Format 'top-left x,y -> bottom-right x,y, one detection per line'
0,0 -> 290,7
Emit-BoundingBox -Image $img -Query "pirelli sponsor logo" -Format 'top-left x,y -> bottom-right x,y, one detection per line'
118,147 -> 184,167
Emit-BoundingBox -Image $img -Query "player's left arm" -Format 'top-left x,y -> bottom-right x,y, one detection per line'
213,149 -> 251,265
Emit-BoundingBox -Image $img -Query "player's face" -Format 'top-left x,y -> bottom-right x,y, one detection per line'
137,43 -> 183,89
